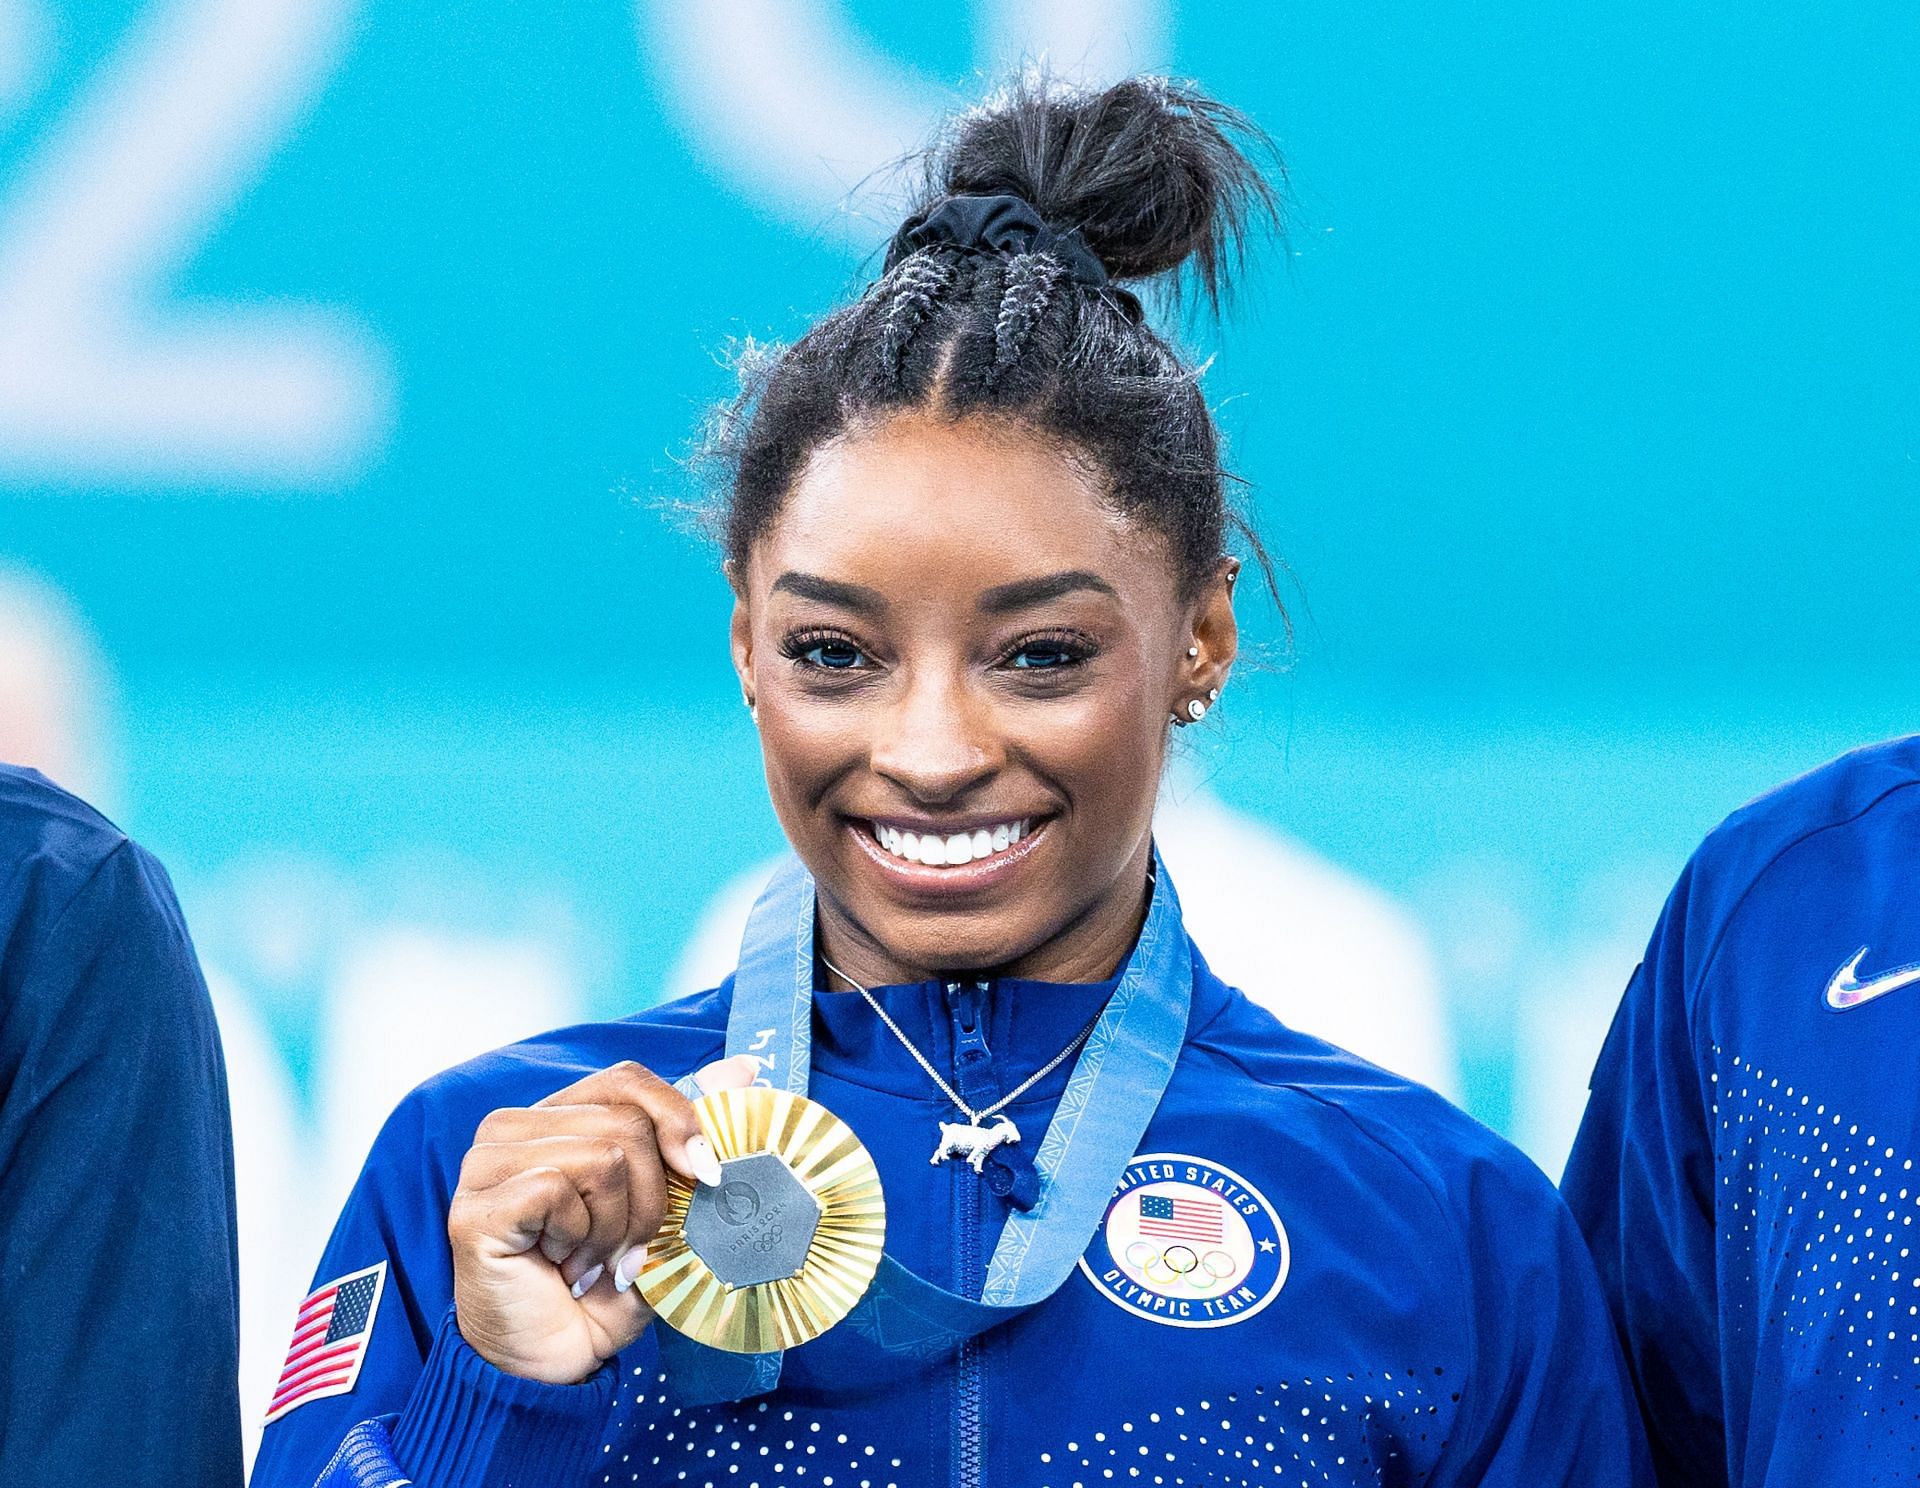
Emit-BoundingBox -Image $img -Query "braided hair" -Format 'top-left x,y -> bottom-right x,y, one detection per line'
708,73 -> 1283,606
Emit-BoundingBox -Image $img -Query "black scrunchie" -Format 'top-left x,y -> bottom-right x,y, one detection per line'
883,193 -> 1110,288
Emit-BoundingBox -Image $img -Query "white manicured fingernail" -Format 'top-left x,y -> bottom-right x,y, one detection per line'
693,1055 -> 760,1096
569,1263 -> 604,1300
614,1247 -> 645,1293
686,1135 -> 723,1187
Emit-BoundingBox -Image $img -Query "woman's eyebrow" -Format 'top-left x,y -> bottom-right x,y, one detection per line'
770,572 -> 887,616
977,570 -> 1119,614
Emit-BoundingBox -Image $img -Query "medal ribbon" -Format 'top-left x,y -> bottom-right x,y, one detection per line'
657,848 -> 1192,1404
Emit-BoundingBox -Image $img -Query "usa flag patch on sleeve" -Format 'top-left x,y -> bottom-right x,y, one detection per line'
265,1261 -> 387,1424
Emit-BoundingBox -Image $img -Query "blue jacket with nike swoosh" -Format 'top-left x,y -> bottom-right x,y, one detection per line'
1564,734 -> 1920,1488
252,916 -> 1652,1487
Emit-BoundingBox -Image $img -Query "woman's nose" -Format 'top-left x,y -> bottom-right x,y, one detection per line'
868,674 -> 1001,804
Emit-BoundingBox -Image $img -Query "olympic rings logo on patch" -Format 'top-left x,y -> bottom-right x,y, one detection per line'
1077,1153 -> 1289,1329
1124,1240 -> 1241,1287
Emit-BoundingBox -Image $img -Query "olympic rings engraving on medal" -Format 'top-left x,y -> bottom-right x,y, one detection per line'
1077,1152 -> 1289,1329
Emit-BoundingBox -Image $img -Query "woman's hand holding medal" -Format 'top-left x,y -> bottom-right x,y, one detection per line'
447,1055 -> 759,1383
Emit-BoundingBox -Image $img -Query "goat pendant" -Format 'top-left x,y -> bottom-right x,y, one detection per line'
931,1114 -> 1020,1173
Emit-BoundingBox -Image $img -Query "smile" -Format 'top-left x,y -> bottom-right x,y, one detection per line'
870,818 -> 1032,866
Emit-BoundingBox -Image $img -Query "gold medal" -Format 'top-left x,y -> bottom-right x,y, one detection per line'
636,1085 -> 885,1354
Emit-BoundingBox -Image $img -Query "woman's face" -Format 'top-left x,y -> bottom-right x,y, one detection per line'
731,411 -> 1235,986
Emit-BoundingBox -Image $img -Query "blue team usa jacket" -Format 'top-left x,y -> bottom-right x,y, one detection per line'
0,766 -> 242,1486
1565,735 -> 1920,1488
253,871 -> 1651,1488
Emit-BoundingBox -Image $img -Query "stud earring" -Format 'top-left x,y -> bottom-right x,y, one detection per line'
1208,688 -> 1220,701
1187,646 -> 1199,658
1185,699 -> 1207,723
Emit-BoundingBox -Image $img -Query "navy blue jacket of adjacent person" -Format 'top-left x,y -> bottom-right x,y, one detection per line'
252,858 -> 1651,1488
1565,736 -> 1920,1488
0,765 -> 242,1484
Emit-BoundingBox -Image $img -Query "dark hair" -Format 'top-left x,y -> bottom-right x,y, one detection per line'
706,72 -> 1284,607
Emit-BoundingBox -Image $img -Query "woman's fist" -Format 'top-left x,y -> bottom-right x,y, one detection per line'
447,1055 -> 760,1383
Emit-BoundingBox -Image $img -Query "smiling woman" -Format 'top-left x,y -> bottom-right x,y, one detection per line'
251,74 -> 1654,1488
736,411 -> 1231,984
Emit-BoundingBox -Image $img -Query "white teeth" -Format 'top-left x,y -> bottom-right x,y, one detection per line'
870,818 -> 1034,867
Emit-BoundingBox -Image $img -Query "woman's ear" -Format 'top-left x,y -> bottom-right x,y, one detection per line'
1178,558 -> 1239,715
727,568 -> 757,719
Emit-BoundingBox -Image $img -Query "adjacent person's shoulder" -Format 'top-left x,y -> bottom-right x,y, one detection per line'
1658,735 -> 1920,994
0,764 -> 193,998
1692,733 -> 1920,903
0,763 -> 133,918
368,981 -> 737,1173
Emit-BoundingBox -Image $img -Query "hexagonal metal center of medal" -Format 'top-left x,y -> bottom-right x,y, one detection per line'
681,1151 -> 821,1288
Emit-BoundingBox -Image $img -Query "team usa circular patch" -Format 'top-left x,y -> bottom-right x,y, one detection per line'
1078,1152 -> 1289,1328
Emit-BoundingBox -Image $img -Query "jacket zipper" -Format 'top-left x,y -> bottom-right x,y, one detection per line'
948,980 -> 991,1488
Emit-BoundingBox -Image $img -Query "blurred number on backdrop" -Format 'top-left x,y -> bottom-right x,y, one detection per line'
0,0 -> 388,485
0,0 -> 1171,487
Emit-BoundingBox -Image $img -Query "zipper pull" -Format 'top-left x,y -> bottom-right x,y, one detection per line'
946,979 -> 983,1034
947,980 -> 996,1098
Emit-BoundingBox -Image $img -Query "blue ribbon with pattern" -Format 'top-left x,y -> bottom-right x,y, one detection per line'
657,850 -> 1192,1405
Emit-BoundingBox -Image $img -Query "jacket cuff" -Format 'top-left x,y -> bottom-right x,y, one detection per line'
313,1418 -> 409,1487
388,1309 -> 615,1488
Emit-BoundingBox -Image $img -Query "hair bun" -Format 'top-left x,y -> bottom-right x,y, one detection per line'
924,73 -> 1280,304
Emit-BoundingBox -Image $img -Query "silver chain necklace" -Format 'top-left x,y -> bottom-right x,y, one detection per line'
819,950 -> 1103,1173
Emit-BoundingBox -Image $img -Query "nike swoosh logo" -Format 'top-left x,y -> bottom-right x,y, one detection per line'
1825,946 -> 1920,1011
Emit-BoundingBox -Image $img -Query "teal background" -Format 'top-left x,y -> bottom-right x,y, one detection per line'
5,0 -> 1918,1154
